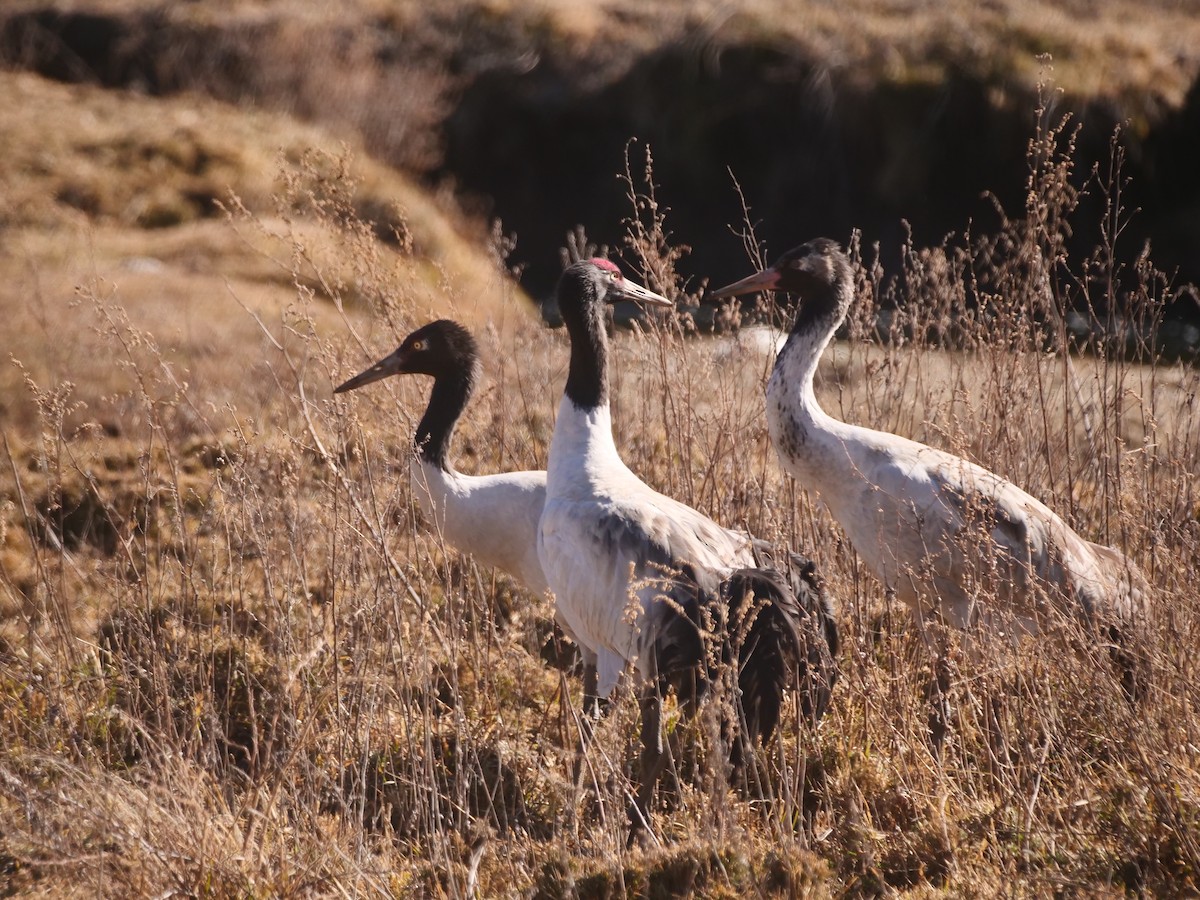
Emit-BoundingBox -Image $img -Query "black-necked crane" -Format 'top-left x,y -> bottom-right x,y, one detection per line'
539,258 -> 838,842
334,320 -> 549,596
712,239 -> 1148,689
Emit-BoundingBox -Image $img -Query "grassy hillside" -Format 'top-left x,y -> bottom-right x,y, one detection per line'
0,69 -> 536,435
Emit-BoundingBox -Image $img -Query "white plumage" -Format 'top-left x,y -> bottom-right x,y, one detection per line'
411,462 -> 548,595
540,399 -> 756,697
712,239 -> 1148,643
541,258 -> 841,844
334,319 -> 548,595
537,258 -> 755,698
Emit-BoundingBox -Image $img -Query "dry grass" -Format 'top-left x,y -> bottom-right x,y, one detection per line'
1,84 -> 1199,898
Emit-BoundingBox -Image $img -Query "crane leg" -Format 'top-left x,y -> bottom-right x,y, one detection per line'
581,661 -> 601,737
1104,623 -> 1143,704
573,661 -> 604,787
926,653 -> 953,756
628,684 -> 667,848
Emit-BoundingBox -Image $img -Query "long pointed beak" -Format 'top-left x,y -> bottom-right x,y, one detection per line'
709,267 -> 781,299
334,349 -> 408,393
618,277 -> 673,308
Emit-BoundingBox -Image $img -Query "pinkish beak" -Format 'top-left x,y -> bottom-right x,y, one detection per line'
709,267 -> 782,299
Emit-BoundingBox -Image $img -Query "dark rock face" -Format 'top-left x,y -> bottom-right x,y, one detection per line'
0,9 -> 233,93
445,41 -> 1197,316
446,44 -> 1035,294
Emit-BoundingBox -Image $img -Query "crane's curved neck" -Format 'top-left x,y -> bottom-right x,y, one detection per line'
415,371 -> 475,472
768,265 -> 871,523
771,278 -> 852,424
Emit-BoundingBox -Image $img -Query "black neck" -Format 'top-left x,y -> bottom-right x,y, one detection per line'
789,280 -> 849,339
560,274 -> 609,410
415,370 -> 474,470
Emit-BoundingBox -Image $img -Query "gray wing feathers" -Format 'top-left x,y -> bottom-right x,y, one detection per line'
927,461 -> 1147,626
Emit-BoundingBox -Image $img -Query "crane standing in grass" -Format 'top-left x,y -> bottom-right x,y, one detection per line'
334,320 -> 549,596
540,257 -> 838,842
712,239 -> 1148,692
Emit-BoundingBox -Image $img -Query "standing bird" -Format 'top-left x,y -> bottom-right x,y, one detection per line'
540,258 -> 838,841
711,239 -> 1148,678
334,320 -> 548,595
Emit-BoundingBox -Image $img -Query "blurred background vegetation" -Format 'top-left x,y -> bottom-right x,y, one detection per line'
2,0 -> 1200,309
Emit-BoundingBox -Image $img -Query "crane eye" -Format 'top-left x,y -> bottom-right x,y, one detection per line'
609,270 -> 620,281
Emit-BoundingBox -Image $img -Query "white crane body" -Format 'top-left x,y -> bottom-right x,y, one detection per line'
713,239 -> 1148,641
539,399 -> 753,698
411,457 -> 549,595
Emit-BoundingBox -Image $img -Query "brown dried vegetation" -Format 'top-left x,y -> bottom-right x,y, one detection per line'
1,34 -> 1199,900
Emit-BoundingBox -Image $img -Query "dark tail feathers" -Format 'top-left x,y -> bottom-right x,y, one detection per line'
651,550 -> 839,767
635,554 -> 839,841
721,564 -> 839,753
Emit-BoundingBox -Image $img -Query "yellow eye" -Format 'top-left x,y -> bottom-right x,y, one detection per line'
412,339 -> 426,351
609,271 -> 620,281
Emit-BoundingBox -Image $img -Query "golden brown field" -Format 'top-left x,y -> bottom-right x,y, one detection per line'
2,7 -> 1200,894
